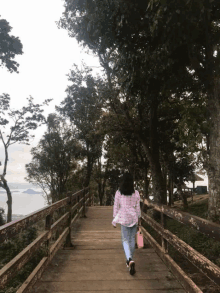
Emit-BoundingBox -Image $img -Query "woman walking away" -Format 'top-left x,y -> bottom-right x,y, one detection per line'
112,172 -> 141,275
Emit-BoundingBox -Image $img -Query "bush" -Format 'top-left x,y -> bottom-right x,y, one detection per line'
0,208 -> 5,226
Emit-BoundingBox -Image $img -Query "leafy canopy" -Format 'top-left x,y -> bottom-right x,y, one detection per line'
0,18 -> 23,72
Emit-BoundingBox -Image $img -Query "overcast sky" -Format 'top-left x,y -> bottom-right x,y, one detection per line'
0,0 -> 101,183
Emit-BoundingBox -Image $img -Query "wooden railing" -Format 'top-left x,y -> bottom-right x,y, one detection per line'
0,187 -> 92,292
140,198 -> 220,293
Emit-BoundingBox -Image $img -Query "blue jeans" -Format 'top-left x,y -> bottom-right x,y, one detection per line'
121,224 -> 137,261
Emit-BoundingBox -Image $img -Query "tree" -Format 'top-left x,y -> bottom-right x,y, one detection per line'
25,113 -> 81,204
0,18 -> 23,72
0,95 -> 51,222
58,0 -> 199,205
132,0 -> 220,219
92,157 -> 109,206
59,0 -> 214,208
56,63 -> 104,187
0,208 -> 5,226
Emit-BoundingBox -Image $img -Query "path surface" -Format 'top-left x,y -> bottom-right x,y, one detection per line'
30,206 -> 186,293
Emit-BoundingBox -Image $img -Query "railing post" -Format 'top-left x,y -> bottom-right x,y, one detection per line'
140,198 -> 147,249
81,188 -> 87,218
64,192 -> 74,248
161,212 -> 168,253
45,213 -> 53,256
89,187 -> 92,206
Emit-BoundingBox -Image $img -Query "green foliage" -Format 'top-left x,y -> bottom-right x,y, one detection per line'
0,227 -> 37,265
0,95 -> 52,222
0,95 -> 51,146
57,62 -> 105,186
58,0 -> 211,203
25,113 -> 81,203
0,208 -> 5,226
0,226 -> 47,293
0,18 -> 23,73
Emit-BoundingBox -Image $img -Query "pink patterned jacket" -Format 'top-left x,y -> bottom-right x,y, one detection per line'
112,190 -> 141,227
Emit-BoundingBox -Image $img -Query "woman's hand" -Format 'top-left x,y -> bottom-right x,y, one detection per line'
112,224 -> 116,228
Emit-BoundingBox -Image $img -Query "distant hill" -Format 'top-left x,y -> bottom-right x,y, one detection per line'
23,189 -> 42,194
8,183 -> 37,189
0,183 -> 42,190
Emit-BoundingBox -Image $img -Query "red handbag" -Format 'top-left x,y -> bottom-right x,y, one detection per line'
137,229 -> 144,248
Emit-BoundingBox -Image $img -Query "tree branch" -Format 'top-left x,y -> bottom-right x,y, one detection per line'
0,130 -> 8,177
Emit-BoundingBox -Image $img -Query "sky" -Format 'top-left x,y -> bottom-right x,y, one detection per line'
0,0 -> 101,183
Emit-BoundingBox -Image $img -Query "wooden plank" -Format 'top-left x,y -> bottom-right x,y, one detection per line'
142,212 -> 220,286
48,252 -> 169,269
40,262 -> 170,273
51,211 -> 69,234
40,271 -> 179,281
0,231 -> 48,289
141,226 -> 202,293
15,194 -> 90,293
32,290 -> 186,293
52,253 -> 161,261
0,189 -> 86,244
142,198 -> 220,241
58,248 -> 156,255
27,206 -> 186,293
50,227 -> 70,260
0,198 -> 68,243
16,257 -> 49,293
70,200 -> 81,214
30,279 -> 183,291
71,206 -> 83,225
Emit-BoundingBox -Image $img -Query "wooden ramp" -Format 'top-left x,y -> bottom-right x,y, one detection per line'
30,206 -> 186,293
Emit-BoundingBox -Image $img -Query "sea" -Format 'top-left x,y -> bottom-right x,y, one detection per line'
0,188 -> 48,221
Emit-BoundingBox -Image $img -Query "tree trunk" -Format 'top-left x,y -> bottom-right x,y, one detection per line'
84,152 -> 93,187
0,133 -> 12,222
98,185 -> 105,206
143,161 -> 150,199
207,81 -> 220,221
177,182 -> 182,201
150,157 -> 166,204
168,175 -> 173,206
144,172 -> 150,199
148,101 -> 166,205
177,182 -> 188,210
1,177 -> 12,223
181,192 -> 188,210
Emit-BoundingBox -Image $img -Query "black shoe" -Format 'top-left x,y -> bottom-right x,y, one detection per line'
129,259 -> 136,275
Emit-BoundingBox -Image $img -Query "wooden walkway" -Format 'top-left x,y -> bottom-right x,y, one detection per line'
30,206 -> 186,293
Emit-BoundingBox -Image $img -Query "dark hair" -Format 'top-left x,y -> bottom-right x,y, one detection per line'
119,172 -> 135,196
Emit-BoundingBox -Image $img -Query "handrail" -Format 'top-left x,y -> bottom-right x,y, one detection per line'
0,187 -> 92,292
142,198 -> 220,241
0,189 -> 83,243
140,198 -> 220,293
